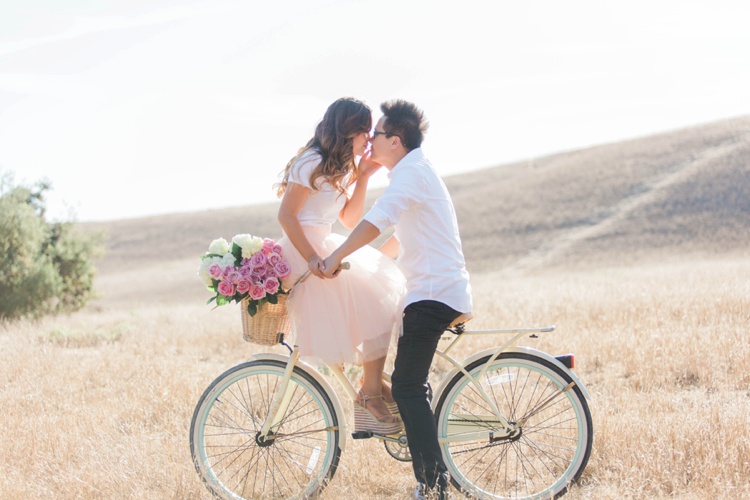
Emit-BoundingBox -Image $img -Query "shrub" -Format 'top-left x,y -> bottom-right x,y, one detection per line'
0,174 -> 104,320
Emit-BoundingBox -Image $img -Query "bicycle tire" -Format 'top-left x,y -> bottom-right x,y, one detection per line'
190,359 -> 342,499
434,352 -> 593,499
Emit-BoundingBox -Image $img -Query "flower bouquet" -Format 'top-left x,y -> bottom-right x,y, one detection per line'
198,234 -> 292,316
198,234 -> 293,345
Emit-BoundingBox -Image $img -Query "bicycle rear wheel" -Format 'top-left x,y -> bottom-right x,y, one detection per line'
435,352 -> 592,499
190,359 -> 341,499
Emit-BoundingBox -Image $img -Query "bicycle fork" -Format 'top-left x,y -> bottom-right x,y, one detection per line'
256,349 -> 301,442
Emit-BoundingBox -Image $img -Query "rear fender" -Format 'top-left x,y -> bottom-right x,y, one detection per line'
432,346 -> 591,412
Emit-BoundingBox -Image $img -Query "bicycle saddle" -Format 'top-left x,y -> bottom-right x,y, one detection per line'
449,312 -> 474,328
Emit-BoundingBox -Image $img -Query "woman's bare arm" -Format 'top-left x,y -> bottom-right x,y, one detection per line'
278,183 -> 326,278
338,152 -> 383,229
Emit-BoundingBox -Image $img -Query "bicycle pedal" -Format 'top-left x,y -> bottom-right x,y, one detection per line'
351,431 -> 374,439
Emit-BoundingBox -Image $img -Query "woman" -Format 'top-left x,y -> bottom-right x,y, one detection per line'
276,97 -> 404,434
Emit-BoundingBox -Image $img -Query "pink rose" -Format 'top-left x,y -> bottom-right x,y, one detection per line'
251,272 -> 263,284
236,278 -> 251,294
274,261 -> 291,279
267,252 -> 282,266
272,244 -> 283,255
249,284 -> 266,300
217,280 -> 235,297
238,265 -> 253,277
209,263 -> 223,279
262,238 -> 275,252
222,265 -> 233,277
249,252 -> 267,269
264,277 -> 280,294
227,270 -> 242,284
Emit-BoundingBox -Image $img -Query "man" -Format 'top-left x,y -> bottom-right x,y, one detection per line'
323,99 -> 472,499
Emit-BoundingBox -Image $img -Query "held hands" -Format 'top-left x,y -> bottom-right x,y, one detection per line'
321,252 -> 343,279
308,253 -> 349,280
308,254 -> 326,279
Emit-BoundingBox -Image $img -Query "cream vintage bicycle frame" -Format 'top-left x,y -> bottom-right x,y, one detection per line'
432,326 -> 561,441
256,348 -> 357,440
256,324 -> 572,445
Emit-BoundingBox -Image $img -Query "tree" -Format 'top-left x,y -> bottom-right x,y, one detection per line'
0,173 -> 104,320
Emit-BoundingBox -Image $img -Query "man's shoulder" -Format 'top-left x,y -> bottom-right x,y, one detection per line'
395,152 -> 434,175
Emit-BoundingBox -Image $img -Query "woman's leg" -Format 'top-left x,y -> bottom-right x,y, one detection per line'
360,355 -> 392,417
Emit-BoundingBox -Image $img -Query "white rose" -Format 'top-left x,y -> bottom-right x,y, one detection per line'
232,234 -> 250,247
221,253 -> 236,268
233,234 -> 263,258
208,238 -> 230,255
249,236 -> 263,253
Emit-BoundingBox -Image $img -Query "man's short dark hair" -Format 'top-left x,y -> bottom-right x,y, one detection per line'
380,99 -> 429,151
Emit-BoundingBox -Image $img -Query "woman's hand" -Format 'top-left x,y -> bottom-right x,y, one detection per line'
308,254 -> 326,279
357,150 -> 382,180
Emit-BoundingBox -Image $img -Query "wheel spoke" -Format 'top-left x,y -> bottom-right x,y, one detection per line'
191,360 -> 341,499
437,354 -> 592,499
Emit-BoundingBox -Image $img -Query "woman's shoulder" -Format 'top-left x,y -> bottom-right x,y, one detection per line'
289,149 -> 323,187
295,149 -> 322,168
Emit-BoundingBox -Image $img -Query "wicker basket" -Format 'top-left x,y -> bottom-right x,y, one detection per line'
241,294 -> 291,345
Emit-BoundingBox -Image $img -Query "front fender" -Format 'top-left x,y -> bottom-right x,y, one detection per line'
432,346 -> 592,412
252,352 -> 348,452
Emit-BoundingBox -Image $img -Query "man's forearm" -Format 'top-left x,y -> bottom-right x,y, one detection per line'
324,220 -> 381,277
335,220 -> 380,260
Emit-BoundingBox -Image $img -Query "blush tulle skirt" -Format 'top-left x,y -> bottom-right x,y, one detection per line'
278,225 -> 405,365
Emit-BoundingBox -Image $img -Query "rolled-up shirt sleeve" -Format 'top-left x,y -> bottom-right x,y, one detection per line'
363,168 -> 416,232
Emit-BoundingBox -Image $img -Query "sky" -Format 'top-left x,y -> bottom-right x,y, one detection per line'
1,0 -> 749,222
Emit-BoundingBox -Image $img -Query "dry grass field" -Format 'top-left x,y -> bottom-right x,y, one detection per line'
2,116 -> 749,499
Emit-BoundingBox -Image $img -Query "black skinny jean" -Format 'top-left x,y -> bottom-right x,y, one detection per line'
391,300 -> 461,491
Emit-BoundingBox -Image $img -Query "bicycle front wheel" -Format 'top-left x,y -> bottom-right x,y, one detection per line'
435,352 -> 593,499
190,359 -> 342,499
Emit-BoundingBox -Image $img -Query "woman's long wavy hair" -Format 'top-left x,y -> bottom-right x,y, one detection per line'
276,97 -> 372,197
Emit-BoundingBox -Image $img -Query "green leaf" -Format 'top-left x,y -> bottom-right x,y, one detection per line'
267,294 -> 278,305
206,296 -> 217,305
247,301 -> 258,316
231,242 -> 243,262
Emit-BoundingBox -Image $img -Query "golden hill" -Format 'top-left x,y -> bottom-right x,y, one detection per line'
5,115 -> 749,499
83,115 -> 750,300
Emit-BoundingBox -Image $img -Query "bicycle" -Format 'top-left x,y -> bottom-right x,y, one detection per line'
190,275 -> 593,499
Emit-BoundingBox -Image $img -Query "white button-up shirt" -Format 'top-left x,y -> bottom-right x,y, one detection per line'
364,148 -> 473,313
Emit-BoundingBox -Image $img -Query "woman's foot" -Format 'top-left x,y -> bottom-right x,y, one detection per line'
381,380 -> 395,403
380,381 -> 400,415
358,375 -> 399,414
354,390 -> 403,435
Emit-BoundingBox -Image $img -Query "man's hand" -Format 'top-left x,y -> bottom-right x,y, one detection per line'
321,251 -> 343,279
321,220 -> 381,278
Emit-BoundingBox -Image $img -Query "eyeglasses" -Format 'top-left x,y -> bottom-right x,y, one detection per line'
371,129 -> 402,141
